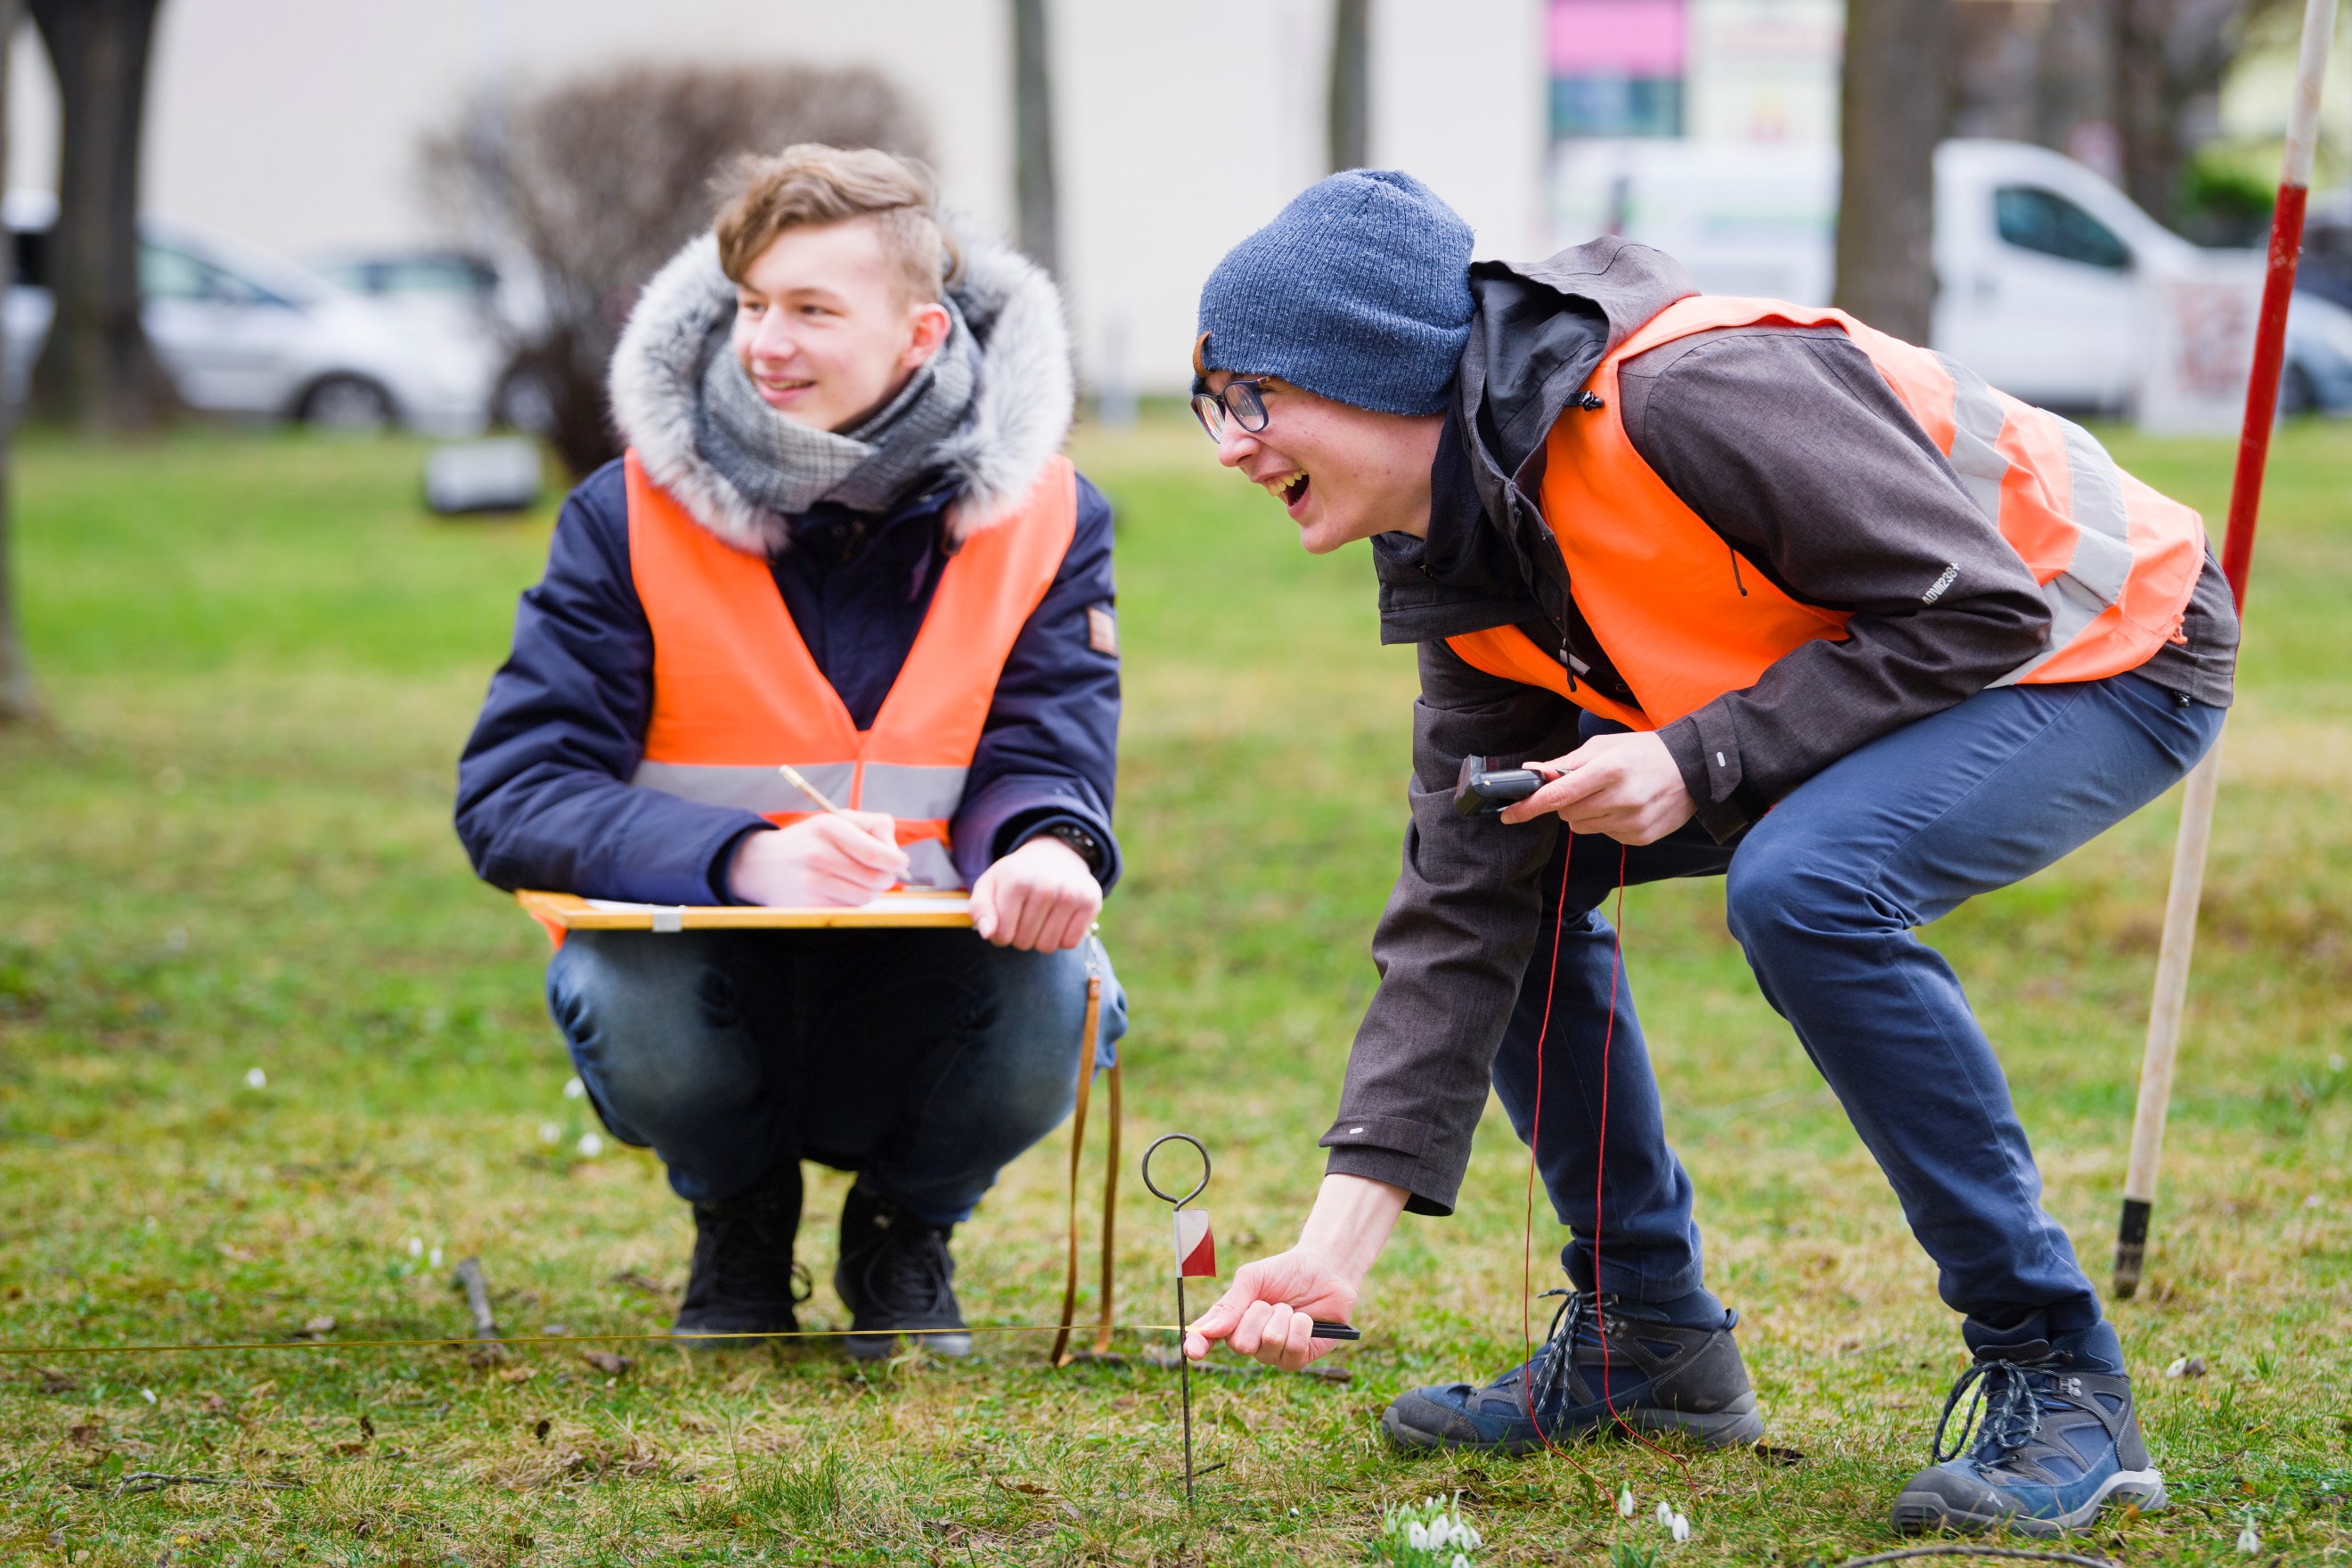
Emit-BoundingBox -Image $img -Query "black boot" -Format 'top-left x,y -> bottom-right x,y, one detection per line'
673,1161 -> 807,1349
834,1181 -> 970,1360
1383,1290 -> 1764,1455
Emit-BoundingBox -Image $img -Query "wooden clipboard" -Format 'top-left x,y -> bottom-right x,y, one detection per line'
515,889 -> 973,935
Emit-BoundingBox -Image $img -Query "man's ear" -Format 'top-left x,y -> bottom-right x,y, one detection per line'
900,302 -> 952,372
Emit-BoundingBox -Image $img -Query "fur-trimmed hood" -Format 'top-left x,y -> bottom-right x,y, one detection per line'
608,221 -> 1074,555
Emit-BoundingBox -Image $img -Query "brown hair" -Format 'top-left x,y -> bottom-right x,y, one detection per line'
714,143 -> 951,301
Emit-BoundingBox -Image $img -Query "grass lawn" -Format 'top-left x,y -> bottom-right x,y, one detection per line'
0,414 -> 2346,1566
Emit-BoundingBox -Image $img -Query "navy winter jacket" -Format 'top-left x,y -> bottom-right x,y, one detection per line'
454,459 -> 1122,906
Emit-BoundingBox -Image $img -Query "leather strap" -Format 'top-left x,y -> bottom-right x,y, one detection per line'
1049,974 -> 1106,1366
1093,1059 -> 1121,1357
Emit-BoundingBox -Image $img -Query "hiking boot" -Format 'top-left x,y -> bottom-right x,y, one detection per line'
672,1161 -> 809,1350
1891,1322 -> 2165,1536
1382,1290 -> 1764,1456
834,1181 -> 970,1360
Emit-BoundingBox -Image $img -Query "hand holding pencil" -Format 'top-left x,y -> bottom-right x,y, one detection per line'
723,765 -> 907,906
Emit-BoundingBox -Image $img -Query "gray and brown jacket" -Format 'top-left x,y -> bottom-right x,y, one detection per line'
1319,237 -> 2237,1214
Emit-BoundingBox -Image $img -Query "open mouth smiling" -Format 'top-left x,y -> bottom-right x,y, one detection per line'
1262,470 -> 1311,510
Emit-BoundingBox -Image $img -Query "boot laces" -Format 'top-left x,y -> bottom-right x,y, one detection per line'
1523,1287 -> 1601,1419
1932,1351 -> 2070,1464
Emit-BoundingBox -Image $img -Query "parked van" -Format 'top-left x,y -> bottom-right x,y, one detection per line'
1550,137 -> 2352,421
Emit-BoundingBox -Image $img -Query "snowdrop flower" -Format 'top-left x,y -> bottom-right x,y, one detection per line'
1671,1512 -> 1691,1542
406,1237 -> 422,1259
1407,1522 -> 1430,1550
576,1132 -> 605,1157
244,1068 -> 266,1090
429,1246 -> 443,1268
538,1122 -> 561,1146
1452,1556 -> 1471,1568
2238,1523 -> 2261,1553
563,1076 -> 586,1100
1618,1487 -> 1636,1518
141,1388 -> 157,1405
1656,1500 -> 1675,1527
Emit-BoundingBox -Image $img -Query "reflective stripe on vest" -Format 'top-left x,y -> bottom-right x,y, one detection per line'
623,451 -> 1080,890
1448,296 -> 2206,729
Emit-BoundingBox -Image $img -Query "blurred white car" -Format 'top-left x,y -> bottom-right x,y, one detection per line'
303,244 -> 553,433
4,192 -> 500,436
1551,138 -> 2352,421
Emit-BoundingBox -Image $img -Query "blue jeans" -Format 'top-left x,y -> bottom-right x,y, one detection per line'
546,928 -> 1128,1224
1492,674 -> 2223,1347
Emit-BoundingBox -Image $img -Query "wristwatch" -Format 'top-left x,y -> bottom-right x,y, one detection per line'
1039,821 -> 1104,876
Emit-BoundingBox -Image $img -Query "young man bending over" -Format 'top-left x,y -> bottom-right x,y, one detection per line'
457,145 -> 1125,1357
1181,171 -> 2234,1536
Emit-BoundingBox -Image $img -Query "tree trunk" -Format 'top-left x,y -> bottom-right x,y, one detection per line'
1832,0 -> 1950,345
1328,0 -> 1370,172
29,0 -> 175,432
0,0 -> 40,723
1011,0 -> 1059,277
2112,0 -> 2242,229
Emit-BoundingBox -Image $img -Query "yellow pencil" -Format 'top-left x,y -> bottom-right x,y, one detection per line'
777,764 -> 843,814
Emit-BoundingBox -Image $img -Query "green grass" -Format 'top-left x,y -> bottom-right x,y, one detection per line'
0,414 -> 2346,1565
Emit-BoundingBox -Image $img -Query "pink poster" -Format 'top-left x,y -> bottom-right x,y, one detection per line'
1550,0 -> 1686,77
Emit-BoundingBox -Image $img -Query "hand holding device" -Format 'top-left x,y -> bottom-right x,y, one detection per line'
1457,736 -> 1698,845
1452,754 -> 1554,816
1184,1248 -> 1361,1372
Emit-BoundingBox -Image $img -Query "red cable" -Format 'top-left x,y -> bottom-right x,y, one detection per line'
1520,830 -> 1579,1444
1591,845 -> 1630,1436
1522,835 -> 1673,1466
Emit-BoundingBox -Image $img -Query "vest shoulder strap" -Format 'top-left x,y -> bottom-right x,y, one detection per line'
868,456 -> 1081,763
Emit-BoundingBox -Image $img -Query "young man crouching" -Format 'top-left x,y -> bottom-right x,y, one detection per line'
458,145 -> 1126,1357
1181,170 -> 2232,1537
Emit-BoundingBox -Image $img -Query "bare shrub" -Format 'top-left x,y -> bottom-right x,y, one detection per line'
421,62 -> 929,478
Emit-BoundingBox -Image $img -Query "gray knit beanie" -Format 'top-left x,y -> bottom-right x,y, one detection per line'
1194,170 -> 1474,417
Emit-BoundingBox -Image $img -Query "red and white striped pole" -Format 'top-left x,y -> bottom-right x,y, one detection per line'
2113,0 -> 2340,1298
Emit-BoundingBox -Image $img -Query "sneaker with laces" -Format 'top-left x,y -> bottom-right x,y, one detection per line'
1382,1290 -> 1764,1456
834,1182 -> 971,1360
672,1161 -> 809,1350
1891,1322 -> 2166,1536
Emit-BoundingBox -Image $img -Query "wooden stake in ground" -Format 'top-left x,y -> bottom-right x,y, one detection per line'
2113,0 -> 2339,1298
455,1256 -> 501,1341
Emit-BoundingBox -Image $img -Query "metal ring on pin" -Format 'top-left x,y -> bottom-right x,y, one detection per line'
1140,1132 -> 1210,1209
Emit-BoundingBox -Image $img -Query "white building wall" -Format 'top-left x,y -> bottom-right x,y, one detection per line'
1376,0 -> 1551,259
7,0 -> 1547,395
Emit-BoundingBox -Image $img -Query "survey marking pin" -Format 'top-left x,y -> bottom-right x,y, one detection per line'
1141,1133 -> 1213,1507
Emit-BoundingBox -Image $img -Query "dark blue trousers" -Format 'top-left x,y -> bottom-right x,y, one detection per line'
1490,673 -> 2224,1346
547,930 -> 1126,1224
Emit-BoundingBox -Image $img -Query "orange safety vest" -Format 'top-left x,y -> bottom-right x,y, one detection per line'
1447,296 -> 2208,731
624,450 -> 1079,890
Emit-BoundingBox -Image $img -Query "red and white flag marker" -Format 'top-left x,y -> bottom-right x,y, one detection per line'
1173,1208 -> 1216,1278
2113,0 -> 2338,1297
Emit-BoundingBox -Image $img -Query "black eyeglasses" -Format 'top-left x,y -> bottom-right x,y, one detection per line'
1190,378 -> 1272,441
